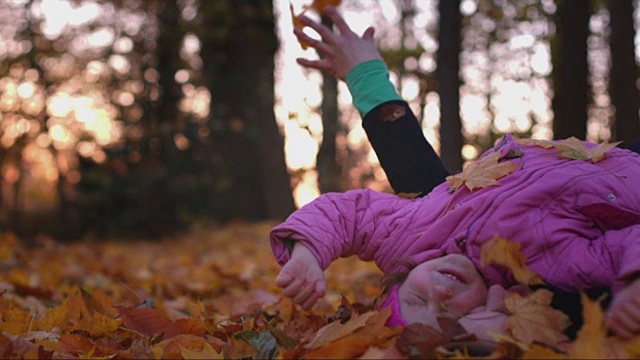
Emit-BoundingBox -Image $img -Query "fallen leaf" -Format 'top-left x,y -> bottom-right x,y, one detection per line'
305,310 -> 376,350
504,289 -> 570,347
553,137 -> 621,163
116,306 -> 172,337
180,342 -> 222,360
480,236 -> 544,286
514,138 -> 555,149
446,151 -> 518,192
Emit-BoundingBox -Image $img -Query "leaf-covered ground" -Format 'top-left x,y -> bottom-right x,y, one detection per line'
0,222 -> 638,359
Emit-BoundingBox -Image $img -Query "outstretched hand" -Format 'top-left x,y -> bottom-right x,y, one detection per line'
605,278 -> 640,339
276,243 -> 326,310
294,5 -> 382,80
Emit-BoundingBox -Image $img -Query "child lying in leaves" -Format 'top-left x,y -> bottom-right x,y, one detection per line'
271,5 -> 640,343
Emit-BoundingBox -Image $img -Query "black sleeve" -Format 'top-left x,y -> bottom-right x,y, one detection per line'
629,138 -> 640,155
362,100 -> 450,197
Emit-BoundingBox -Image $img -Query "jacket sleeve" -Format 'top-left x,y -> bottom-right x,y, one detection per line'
270,188 -> 415,272
362,100 -> 450,197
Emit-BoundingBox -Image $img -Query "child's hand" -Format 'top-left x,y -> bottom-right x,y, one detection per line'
275,243 -> 326,310
605,277 -> 640,339
294,6 -> 382,80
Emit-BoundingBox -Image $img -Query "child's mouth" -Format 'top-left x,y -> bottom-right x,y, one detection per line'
439,270 -> 466,284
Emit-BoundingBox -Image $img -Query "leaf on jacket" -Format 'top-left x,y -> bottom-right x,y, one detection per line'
514,138 -> 554,149
504,289 -> 570,347
553,137 -> 621,163
480,236 -> 544,286
446,151 -> 518,192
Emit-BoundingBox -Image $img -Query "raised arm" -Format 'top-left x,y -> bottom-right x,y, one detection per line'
295,6 -> 449,196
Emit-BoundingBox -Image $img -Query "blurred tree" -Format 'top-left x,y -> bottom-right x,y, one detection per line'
199,0 -> 295,220
437,0 -> 464,172
317,14 -> 341,194
552,0 -> 591,139
608,0 -> 640,146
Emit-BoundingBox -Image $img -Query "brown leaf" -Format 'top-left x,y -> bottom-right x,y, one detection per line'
504,289 -> 570,347
446,151 -> 518,192
514,138 -> 555,149
480,236 -> 544,286
396,322 -> 449,358
116,306 -> 172,337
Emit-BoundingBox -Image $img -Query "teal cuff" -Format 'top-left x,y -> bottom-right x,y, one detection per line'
345,59 -> 402,117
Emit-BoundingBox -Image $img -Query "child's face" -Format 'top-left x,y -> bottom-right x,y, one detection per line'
397,254 -> 489,329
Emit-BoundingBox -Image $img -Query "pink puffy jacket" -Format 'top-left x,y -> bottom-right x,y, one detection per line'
270,135 -> 640,294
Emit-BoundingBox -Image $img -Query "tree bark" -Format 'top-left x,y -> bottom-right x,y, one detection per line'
552,0 -> 591,140
608,0 -> 640,146
437,0 -> 463,173
201,0 -> 295,220
317,15 -> 341,194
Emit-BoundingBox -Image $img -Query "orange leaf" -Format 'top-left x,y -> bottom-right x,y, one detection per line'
446,151 -> 518,192
309,0 -> 342,13
180,342 -> 223,360
553,137 -> 621,163
290,2 -> 309,49
504,289 -> 570,347
305,310 -> 376,350
480,236 -> 544,286
152,334 -> 212,359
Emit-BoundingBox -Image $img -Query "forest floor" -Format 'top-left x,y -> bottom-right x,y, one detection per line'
0,222 -> 638,359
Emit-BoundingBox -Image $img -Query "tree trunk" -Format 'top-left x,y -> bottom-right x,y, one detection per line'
317,15 -> 341,194
201,0 -> 295,220
552,0 -> 591,140
437,0 -> 463,173
608,0 -> 640,146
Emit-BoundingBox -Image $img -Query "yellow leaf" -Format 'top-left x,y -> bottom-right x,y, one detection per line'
504,289 -> 570,347
181,343 -> 223,360
446,151 -> 518,192
567,293 -> 606,359
33,302 -> 69,332
480,236 -> 544,286
522,344 -> 566,359
553,137 -> 621,163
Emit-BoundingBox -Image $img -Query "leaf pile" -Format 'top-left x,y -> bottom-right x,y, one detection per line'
0,225 -> 639,359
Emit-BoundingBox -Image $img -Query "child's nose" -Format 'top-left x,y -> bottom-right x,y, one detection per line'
433,284 -> 454,301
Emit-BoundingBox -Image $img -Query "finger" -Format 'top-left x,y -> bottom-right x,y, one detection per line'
486,285 -> 507,312
607,309 -> 638,339
293,281 -> 316,305
362,26 -> 375,41
281,278 -> 305,297
296,58 -> 335,73
323,5 -> 355,36
293,28 -> 335,55
299,15 -> 337,44
300,291 -> 323,310
275,272 -> 293,287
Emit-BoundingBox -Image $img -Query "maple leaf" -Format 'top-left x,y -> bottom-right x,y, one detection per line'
552,136 -> 621,163
309,0 -> 342,13
480,236 -> 544,286
304,308 -> 397,359
504,289 -> 570,347
446,151 -> 518,192
291,0 -> 343,49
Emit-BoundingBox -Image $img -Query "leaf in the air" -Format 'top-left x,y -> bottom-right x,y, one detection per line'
309,0 -> 342,13
480,236 -> 544,286
446,151 -> 518,192
504,289 -> 570,347
553,137 -> 621,163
